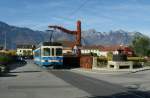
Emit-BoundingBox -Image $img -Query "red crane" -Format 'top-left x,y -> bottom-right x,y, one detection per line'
48,20 -> 81,46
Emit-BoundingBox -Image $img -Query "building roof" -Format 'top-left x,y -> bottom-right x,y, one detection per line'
81,45 -> 133,52
99,45 -> 122,51
17,44 -> 35,49
81,45 -> 104,50
41,42 -> 62,46
63,47 -> 72,50
99,45 -> 134,52
59,40 -> 76,48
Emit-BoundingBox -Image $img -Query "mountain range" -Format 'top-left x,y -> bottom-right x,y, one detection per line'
0,21 -> 146,49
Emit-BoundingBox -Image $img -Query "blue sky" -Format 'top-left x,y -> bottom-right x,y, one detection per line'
0,0 -> 150,36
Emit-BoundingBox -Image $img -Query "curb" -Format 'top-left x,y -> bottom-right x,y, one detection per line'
71,67 -> 150,75
71,68 -> 129,75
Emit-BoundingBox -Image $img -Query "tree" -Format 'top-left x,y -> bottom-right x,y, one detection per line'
132,36 -> 150,56
107,51 -> 113,61
147,49 -> 150,57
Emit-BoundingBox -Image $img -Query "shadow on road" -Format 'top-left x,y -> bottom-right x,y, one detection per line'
0,60 -> 27,77
88,90 -> 150,98
10,70 -> 42,73
0,73 -> 17,77
8,60 -> 27,71
50,70 -> 150,98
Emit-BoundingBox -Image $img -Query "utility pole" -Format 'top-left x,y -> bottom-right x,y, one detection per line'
4,32 -> 7,50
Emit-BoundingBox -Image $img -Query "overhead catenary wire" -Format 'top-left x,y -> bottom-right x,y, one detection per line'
53,0 -> 89,22
48,0 -> 89,44
69,0 -> 89,17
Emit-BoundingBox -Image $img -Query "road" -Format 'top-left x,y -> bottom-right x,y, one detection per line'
0,60 -> 150,98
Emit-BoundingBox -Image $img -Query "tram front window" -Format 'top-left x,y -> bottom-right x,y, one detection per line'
43,48 -> 50,56
56,48 -> 62,56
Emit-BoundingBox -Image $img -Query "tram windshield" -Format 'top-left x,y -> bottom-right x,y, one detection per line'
43,48 -> 50,56
56,48 -> 62,56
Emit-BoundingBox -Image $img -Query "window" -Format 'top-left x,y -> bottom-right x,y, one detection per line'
35,51 -> 39,56
110,65 -> 114,68
56,48 -> 62,56
34,50 -> 40,57
27,50 -> 32,56
119,65 -> 130,69
43,48 -> 50,56
23,50 -> 27,55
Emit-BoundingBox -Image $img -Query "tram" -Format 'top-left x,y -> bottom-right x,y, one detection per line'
33,42 -> 63,68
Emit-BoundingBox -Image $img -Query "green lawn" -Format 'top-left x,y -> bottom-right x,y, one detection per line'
0,55 -> 12,64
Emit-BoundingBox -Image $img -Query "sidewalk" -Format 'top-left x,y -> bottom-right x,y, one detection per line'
93,66 -> 150,72
71,66 -> 150,75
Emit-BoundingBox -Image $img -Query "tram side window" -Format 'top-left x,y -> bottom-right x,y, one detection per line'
56,48 -> 62,56
34,51 -> 40,57
43,48 -> 50,56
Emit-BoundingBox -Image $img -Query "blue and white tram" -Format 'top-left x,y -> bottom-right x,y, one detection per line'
33,42 -> 63,68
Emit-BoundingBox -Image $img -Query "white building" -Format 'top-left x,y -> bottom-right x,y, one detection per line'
98,45 -> 133,57
59,40 -> 75,55
16,45 -> 34,56
98,51 -> 118,57
81,45 -> 125,57
63,47 -> 73,54
81,46 -> 101,56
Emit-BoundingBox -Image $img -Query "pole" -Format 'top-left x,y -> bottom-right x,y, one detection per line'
4,32 -> 7,50
50,30 -> 54,42
77,20 -> 81,46
46,30 -> 54,42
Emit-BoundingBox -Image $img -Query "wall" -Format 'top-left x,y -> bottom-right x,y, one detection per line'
80,55 -> 93,69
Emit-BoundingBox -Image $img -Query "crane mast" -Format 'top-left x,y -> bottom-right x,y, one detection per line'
48,20 -> 81,46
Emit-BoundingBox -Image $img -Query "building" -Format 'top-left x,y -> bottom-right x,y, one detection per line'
99,45 -> 134,57
16,44 -> 35,57
81,45 -> 103,56
81,45 -> 134,57
98,45 -> 121,57
59,40 -> 75,55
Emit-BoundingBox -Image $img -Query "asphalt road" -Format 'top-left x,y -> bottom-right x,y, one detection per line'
0,60 -> 150,98
49,70 -> 150,98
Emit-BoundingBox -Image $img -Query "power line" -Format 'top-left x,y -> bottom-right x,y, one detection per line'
69,0 -> 89,17
52,0 -> 89,22
54,16 -> 74,22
